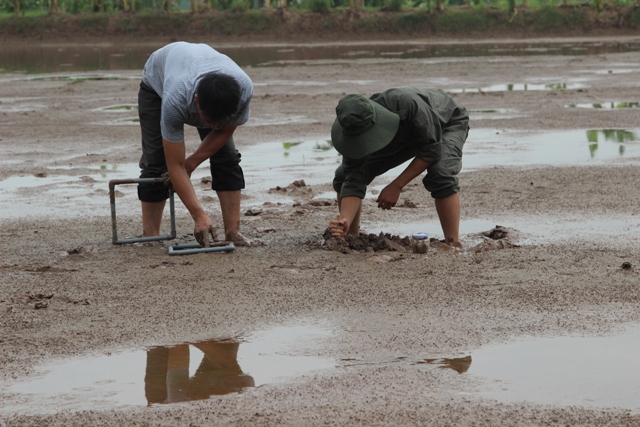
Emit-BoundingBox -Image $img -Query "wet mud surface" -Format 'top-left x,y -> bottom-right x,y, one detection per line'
1,36 -> 640,426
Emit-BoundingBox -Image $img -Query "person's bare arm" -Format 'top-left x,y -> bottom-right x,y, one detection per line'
377,157 -> 431,210
163,139 -> 215,246
184,125 -> 237,174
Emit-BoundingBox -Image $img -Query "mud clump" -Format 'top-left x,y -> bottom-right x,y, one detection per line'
473,225 -> 519,252
269,179 -> 313,198
323,229 -> 411,253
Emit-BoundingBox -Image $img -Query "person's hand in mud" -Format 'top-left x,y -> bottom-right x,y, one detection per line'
328,217 -> 349,238
193,217 -> 217,247
376,183 -> 401,210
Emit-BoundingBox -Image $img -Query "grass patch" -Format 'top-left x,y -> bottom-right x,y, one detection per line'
528,5 -> 589,31
200,10 -> 275,35
432,8 -> 502,33
391,11 -> 430,32
77,14 -> 110,32
0,14 -> 62,36
124,12 -> 190,35
628,4 -> 640,28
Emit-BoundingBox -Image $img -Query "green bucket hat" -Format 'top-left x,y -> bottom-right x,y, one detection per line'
331,94 -> 400,159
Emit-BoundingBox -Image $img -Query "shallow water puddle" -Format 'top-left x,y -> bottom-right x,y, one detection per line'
23,74 -> 136,82
565,101 -> 639,109
3,41 -> 639,73
469,108 -> 521,121
468,325 -> 640,411
94,104 -> 138,111
420,356 -> 472,373
448,82 -> 586,93
469,108 -> 517,114
3,324 -> 335,415
464,128 -> 640,168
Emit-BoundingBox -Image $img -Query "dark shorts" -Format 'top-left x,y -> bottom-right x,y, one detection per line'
137,81 -> 245,203
333,119 -> 469,199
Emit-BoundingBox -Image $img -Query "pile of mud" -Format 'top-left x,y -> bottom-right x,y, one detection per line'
472,225 -> 520,252
322,229 -> 411,253
322,225 -> 520,254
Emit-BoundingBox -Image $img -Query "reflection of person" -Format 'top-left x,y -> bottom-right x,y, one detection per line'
144,341 -> 255,404
137,42 -> 253,247
426,356 -> 472,373
327,87 -> 469,246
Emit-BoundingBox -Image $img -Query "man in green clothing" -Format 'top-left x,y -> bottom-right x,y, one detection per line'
327,87 -> 469,246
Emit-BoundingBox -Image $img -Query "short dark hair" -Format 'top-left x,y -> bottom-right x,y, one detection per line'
196,73 -> 241,123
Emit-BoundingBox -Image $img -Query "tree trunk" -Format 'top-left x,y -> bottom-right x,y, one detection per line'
13,0 -> 19,15
190,0 -> 198,10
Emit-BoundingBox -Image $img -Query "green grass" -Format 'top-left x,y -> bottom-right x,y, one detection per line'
629,4 -> 640,27
0,10 -> 48,17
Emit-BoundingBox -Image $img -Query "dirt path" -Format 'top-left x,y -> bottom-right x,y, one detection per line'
1,36 -> 639,426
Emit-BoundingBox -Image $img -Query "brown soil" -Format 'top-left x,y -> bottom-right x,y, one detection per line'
1,35 -> 640,426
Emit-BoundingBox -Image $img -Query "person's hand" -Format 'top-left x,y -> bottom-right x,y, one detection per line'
328,217 -> 349,237
161,172 -> 173,188
193,217 -> 217,247
377,183 -> 401,210
184,158 -> 196,178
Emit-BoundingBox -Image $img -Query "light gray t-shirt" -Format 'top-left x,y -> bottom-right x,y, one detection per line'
142,42 -> 253,143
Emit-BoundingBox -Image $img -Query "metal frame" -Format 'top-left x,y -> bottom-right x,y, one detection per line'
168,242 -> 236,256
109,177 -> 176,245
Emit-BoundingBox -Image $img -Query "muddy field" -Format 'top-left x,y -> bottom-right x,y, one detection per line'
1,36 -> 640,426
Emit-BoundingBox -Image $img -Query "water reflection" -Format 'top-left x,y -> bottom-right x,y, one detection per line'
565,101 -> 640,109
449,82 -> 585,93
314,140 -> 334,151
26,74 -> 134,81
4,324 -> 335,414
463,128 -> 640,169
586,129 -> 636,159
2,41 -> 640,74
468,108 -> 515,114
281,140 -> 334,158
421,356 -> 472,373
145,341 -> 255,404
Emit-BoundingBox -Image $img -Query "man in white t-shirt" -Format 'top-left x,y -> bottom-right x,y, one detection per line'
137,42 -> 253,247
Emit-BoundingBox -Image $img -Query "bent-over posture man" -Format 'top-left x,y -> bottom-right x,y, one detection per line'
328,87 -> 469,245
138,42 -> 253,246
